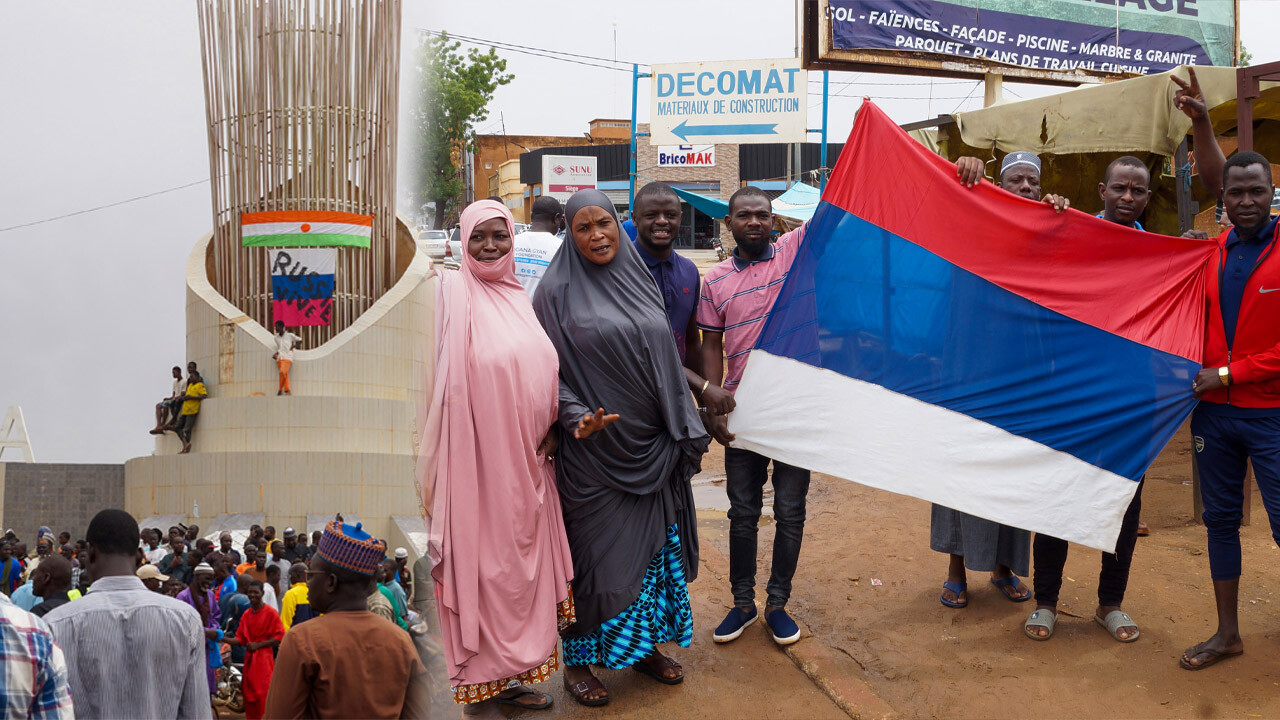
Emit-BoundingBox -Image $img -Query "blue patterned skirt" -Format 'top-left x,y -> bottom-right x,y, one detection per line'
562,524 -> 693,668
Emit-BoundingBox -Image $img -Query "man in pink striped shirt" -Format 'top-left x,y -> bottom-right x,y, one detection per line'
698,186 -> 811,648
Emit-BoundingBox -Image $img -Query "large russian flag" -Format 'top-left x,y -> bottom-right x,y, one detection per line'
729,102 -> 1214,552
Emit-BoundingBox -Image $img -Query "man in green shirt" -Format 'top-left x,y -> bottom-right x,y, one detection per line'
375,561 -> 408,630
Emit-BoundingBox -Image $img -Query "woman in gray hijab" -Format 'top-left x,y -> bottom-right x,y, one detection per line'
532,189 -> 710,706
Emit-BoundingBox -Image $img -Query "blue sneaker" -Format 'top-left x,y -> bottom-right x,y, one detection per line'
766,607 -> 801,645
713,606 -> 758,643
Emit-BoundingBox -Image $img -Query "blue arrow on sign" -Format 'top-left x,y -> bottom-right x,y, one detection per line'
671,119 -> 778,141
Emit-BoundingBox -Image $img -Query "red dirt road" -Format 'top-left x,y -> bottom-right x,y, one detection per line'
697,425 -> 1280,719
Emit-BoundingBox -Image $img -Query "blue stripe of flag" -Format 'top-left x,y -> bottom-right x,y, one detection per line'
754,203 -> 1198,481
272,273 -> 334,301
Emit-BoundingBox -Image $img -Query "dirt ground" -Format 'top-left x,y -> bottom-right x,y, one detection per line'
412,418 -> 1279,719
420,435 -> 845,720
694,424 -> 1280,720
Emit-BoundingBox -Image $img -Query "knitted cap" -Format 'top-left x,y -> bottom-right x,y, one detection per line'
193,562 -> 214,575
316,521 -> 386,576
1000,151 -> 1041,176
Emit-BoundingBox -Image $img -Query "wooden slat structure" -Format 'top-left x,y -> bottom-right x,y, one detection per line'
197,0 -> 402,346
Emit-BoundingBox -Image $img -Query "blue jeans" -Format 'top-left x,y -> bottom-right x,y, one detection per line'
1191,410 -> 1280,580
725,447 -> 811,609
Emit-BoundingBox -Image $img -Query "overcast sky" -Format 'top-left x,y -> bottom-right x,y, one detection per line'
2,1 -> 1276,464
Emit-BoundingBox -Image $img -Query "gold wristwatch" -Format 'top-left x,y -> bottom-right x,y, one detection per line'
1219,366 -> 1231,387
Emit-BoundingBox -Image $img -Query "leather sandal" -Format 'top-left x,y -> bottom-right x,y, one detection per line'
494,688 -> 553,710
563,675 -> 609,707
1180,642 -> 1243,671
632,653 -> 684,685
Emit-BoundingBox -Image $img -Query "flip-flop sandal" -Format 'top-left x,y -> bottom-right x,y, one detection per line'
563,676 -> 609,707
939,580 -> 968,608
1180,643 -> 1243,671
1136,522 -> 1150,537
1024,609 -> 1057,641
495,688 -> 553,710
1095,610 -> 1140,643
632,654 -> 684,685
990,575 -> 1032,602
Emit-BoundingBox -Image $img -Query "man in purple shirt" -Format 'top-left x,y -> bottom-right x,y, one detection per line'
633,182 -> 735,415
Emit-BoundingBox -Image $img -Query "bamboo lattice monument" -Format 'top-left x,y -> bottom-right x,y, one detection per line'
197,0 -> 403,345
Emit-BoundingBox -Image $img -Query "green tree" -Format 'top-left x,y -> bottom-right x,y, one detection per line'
1239,43 -> 1252,67
408,32 -> 513,228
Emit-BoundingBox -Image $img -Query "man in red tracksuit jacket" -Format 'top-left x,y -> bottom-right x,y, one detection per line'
1175,71 -> 1280,672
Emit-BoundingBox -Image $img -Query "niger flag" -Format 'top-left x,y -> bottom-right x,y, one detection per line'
241,210 -> 372,248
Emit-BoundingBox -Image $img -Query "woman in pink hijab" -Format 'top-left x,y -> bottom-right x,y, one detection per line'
418,200 -> 574,718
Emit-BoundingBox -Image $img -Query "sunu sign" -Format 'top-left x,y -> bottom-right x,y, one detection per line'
650,58 -> 807,146
657,145 -> 716,168
541,155 -> 597,202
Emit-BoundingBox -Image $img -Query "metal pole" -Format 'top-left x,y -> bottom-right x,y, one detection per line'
629,62 -> 639,211
820,70 -> 829,194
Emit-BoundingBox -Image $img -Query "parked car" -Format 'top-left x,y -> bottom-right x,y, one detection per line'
417,229 -> 449,259
446,227 -> 463,265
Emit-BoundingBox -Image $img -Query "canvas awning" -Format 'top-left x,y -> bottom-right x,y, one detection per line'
671,186 -> 729,219
926,65 -> 1280,234
951,66 -> 1263,157
772,182 -> 821,222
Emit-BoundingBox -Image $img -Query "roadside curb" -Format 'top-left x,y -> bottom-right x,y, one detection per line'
698,539 -> 898,720
781,636 -> 899,720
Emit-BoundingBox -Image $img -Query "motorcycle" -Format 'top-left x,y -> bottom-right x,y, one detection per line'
711,234 -> 728,262
213,645 -> 244,715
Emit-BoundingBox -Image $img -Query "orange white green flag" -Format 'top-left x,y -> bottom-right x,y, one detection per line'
240,210 -> 373,248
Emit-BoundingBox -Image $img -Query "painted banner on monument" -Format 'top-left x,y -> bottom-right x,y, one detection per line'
827,0 -> 1235,75
270,248 -> 335,326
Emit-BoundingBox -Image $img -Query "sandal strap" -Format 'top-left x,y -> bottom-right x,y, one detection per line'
499,688 -> 535,699
1025,609 -> 1056,626
567,678 -> 605,696
1101,610 -> 1136,631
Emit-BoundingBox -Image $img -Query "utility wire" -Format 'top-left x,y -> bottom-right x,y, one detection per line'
429,29 -> 646,68
420,29 -> 1021,97
809,78 -> 971,86
418,29 -> 640,73
951,81 -> 982,113
0,178 -> 209,234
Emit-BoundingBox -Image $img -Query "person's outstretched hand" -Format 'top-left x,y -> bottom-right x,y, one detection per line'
1172,68 -> 1207,120
575,408 -> 620,440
